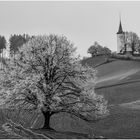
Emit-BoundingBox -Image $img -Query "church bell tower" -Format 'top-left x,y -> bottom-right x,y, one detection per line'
117,19 -> 125,53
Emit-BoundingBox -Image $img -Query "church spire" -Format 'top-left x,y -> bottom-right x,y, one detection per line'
117,14 -> 124,34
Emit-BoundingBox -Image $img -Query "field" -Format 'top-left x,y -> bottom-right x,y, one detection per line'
88,56 -> 140,138
1,56 -> 140,138
50,57 -> 140,138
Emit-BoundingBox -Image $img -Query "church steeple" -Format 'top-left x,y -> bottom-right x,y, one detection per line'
116,14 -> 125,54
117,14 -> 124,34
117,20 -> 124,34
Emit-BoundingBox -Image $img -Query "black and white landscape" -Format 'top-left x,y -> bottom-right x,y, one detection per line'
0,1 -> 140,139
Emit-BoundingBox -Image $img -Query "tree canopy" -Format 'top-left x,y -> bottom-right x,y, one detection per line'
0,34 -> 108,129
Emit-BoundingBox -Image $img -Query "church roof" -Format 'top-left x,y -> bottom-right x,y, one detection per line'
117,20 -> 124,34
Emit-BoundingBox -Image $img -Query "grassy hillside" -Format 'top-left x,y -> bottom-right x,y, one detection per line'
89,57 -> 140,105
96,60 -> 140,87
81,56 -> 140,138
90,105 -> 140,139
96,82 -> 140,105
96,60 -> 140,78
82,57 -> 140,87
94,59 -> 140,105
81,55 -> 108,67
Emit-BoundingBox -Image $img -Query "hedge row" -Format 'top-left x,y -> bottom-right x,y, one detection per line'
110,53 -> 140,61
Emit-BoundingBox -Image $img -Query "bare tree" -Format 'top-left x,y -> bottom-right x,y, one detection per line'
0,34 -> 108,129
124,31 -> 140,54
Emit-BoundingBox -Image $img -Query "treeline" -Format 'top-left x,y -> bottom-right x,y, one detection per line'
0,34 -> 34,58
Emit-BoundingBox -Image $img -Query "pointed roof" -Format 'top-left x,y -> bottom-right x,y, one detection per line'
117,20 -> 124,34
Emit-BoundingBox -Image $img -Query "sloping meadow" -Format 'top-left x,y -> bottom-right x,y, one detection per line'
0,108 -> 94,136
0,108 -> 43,129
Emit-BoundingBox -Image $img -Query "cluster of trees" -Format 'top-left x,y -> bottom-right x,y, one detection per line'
88,42 -> 111,57
0,34 -> 34,59
0,34 -> 109,130
9,34 -> 34,57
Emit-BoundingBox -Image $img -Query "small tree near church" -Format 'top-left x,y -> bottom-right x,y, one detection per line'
88,42 -> 111,57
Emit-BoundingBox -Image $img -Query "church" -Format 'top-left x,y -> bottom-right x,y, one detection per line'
117,20 -> 133,55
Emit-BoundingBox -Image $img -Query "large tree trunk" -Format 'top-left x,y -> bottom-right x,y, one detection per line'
42,111 -> 54,130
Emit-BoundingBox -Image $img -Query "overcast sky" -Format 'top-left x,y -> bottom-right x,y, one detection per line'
1,1 -> 140,57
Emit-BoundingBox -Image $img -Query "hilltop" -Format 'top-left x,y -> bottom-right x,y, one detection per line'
81,55 -> 108,67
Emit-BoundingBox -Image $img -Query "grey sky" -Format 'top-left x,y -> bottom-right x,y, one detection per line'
1,1 -> 140,57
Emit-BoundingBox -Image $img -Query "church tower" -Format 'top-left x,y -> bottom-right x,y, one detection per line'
117,19 -> 125,53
